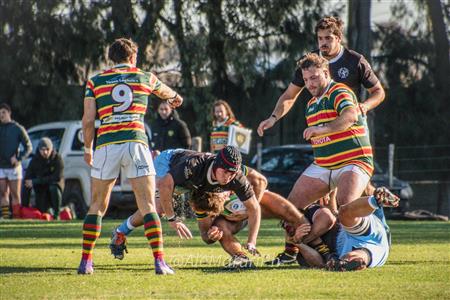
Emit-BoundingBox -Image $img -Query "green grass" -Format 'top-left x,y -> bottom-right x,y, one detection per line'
1,219 -> 449,299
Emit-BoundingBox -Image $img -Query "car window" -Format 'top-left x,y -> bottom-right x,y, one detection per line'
27,129 -> 65,153
72,128 -> 98,151
260,151 -> 282,172
280,150 -> 314,172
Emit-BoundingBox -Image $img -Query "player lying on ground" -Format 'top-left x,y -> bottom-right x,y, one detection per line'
289,187 -> 399,271
191,189 -> 334,269
109,146 -> 262,259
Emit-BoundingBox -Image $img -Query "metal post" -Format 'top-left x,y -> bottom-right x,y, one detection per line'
388,143 -> 395,188
256,142 -> 262,172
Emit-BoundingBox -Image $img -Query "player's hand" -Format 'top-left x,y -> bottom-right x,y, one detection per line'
303,126 -> 325,141
168,94 -> 183,108
359,103 -> 368,116
10,156 -> 19,167
257,117 -> 276,137
169,219 -> 193,239
293,223 -> 311,243
84,153 -> 93,166
207,226 -> 223,242
244,243 -> 261,256
319,193 -> 331,206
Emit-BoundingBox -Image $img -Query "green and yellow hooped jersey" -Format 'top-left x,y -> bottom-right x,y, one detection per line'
305,81 -> 373,176
84,64 -> 161,149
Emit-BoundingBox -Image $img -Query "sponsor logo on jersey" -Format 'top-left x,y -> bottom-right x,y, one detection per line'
311,136 -> 332,145
338,67 -> 349,79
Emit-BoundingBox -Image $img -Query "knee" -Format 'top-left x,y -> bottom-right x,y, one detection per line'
338,204 -> 352,223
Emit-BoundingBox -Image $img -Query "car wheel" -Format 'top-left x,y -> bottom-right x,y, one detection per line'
63,181 -> 88,219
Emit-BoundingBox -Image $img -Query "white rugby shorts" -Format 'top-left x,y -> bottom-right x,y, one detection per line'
302,163 -> 370,190
0,165 -> 23,180
91,142 -> 155,180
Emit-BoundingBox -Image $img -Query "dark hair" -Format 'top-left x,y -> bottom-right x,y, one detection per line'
108,38 -> 138,64
0,103 -> 11,113
190,191 -> 225,216
212,100 -> 236,122
315,16 -> 344,40
299,53 -> 329,71
214,146 -> 242,172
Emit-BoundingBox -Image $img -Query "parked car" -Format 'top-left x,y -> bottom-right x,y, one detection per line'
23,120 -> 152,218
250,144 -> 413,211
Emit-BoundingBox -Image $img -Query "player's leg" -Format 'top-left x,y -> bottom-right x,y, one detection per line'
110,209 -> 144,258
267,166 -> 329,266
214,217 -> 255,270
331,190 -> 399,271
260,191 -> 308,226
126,142 -> 173,275
78,177 -> 116,274
78,144 -> 119,275
335,166 -> 370,207
0,177 -> 10,218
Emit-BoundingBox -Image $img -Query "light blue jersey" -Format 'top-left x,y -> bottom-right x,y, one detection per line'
336,207 -> 390,268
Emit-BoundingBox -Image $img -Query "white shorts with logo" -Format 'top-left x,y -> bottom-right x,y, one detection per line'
302,163 -> 370,190
0,165 -> 23,180
91,142 -> 155,180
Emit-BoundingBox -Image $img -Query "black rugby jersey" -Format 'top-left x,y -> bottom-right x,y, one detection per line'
168,150 -> 254,201
292,48 -> 379,98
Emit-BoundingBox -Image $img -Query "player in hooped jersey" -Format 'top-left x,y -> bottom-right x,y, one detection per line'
77,38 -> 183,275
259,52 -> 376,258
258,16 -> 387,266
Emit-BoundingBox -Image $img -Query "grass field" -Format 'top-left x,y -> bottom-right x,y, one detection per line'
1,219 -> 449,299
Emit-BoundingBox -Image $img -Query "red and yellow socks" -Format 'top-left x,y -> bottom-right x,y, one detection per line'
81,214 -> 101,261
144,213 -> 164,259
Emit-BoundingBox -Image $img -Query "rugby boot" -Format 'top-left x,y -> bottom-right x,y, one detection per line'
325,257 -> 365,272
109,229 -> 128,260
264,251 -> 298,266
374,187 -> 400,208
224,254 -> 256,270
77,259 -> 94,275
155,258 -> 175,275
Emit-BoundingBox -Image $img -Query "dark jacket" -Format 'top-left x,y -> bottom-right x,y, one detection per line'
151,110 -> 191,151
25,150 -> 64,191
0,121 -> 32,168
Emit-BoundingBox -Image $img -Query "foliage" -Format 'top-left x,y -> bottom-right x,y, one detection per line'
0,219 -> 449,299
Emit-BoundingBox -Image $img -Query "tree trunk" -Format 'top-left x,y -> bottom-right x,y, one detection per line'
110,0 -> 138,39
348,0 -> 375,145
426,0 -> 450,99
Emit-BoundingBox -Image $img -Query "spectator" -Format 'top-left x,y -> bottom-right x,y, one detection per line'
24,137 -> 64,219
0,103 -> 32,218
151,102 -> 191,151
210,100 -> 241,153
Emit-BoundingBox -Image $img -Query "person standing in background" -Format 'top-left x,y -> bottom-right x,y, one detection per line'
151,101 -> 191,151
0,103 -> 32,219
210,100 -> 241,154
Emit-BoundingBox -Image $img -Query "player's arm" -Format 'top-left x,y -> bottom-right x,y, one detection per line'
149,73 -> 183,108
82,97 -> 96,166
242,195 -> 261,253
159,173 -> 193,239
245,168 -> 268,202
358,56 -> 386,114
360,81 -> 385,114
257,83 -> 303,136
303,106 -> 358,141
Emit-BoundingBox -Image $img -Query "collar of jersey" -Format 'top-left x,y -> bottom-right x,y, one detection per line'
112,63 -> 133,69
326,46 -> 344,64
215,117 -> 229,127
316,81 -> 333,104
207,162 -> 219,185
